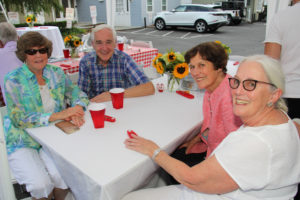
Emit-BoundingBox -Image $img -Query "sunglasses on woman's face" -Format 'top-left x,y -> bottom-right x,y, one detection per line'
24,48 -> 48,55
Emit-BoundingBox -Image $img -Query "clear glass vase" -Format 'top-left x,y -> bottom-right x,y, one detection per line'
71,48 -> 79,58
167,73 -> 180,92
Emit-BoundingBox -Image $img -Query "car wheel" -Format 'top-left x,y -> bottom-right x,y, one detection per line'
227,15 -> 233,25
155,18 -> 166,30
195,20 -> 208,33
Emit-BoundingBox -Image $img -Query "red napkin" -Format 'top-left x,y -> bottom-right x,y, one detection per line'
60,64 -> 71,68
233,61 -> 239,66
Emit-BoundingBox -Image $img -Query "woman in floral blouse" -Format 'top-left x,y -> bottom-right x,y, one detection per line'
4,31 -> 89,200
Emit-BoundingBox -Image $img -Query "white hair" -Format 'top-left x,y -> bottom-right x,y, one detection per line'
0,22 -> 18,45
241,54 -> 288,112
90,24 -> 117,42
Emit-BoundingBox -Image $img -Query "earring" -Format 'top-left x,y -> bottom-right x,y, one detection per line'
267,102 -> 273,107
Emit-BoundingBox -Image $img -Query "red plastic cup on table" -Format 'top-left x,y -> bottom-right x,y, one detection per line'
118,43 -> 124,51
63,49 -> 70,58
88,103 -> 106,128
109,88 -> 125,109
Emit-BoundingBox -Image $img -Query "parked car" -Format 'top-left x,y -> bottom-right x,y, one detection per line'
153,4 -> 228,33
211,1 -> 244,25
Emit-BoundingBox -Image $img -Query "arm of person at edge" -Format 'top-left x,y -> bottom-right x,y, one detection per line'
90,81 -> 155,103
264,42 -> 281,60
124,135 -> 239,194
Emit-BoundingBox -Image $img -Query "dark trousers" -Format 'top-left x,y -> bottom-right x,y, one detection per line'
285,98 -> 300,118
167,147 -> 206,185
284,98 -> 300,199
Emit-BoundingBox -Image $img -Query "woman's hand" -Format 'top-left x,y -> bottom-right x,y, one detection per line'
70,115 -> 85,127
49,105 -> 84,122
124,134 -> 159,158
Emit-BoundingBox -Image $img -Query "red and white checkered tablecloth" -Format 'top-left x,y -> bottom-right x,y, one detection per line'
125,46 -> 159,68
50,59 -> 80,74
50,46 -> 159,74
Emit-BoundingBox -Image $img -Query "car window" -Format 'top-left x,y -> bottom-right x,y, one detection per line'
174,5 -> 186,12
186,6 -> 197,12
193,6 -> 215,12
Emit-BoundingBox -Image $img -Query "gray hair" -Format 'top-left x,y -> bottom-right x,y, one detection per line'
0,22 -> 18,45
90,24 -> 117,42
241,54 -> 288,112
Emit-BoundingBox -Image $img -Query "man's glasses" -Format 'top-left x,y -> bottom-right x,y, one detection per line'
228,77 -> 277,91
24,48 -> 48,55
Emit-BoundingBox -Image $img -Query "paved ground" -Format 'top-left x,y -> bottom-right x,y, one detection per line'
117,21 -> 266,57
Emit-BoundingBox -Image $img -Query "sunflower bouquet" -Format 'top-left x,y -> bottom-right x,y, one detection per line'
214,40 -> 231,55
152,50 -> 189,92
25,14 -> 37,28
64,35 -> 83,58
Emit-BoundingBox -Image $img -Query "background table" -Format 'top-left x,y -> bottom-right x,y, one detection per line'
26,76 -> 204,200
16,26 -> 65,58
50,46 -> 159,75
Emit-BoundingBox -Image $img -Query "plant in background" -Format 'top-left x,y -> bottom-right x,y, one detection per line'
214,40 -> 231,55
25,14 -> 37,28
64,35 -> 83,58
152,50 -> 189,92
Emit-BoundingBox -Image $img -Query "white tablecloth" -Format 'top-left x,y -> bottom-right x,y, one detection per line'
26,76 -> 203,200
16,26 -> 65,58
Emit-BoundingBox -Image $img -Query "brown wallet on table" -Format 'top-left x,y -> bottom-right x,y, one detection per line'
55,121 -> 79,134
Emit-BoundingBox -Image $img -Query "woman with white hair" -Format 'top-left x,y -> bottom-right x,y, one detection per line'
122,55 -> 300,200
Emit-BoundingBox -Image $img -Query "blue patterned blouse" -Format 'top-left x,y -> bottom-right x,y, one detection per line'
3,64 -> 89,154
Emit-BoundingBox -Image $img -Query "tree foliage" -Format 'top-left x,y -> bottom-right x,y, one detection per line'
1,0 -> 63,14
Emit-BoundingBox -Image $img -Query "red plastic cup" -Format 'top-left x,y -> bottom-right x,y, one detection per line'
109,88 -> 125,109
118,43 -> 124,51
88,103 -> 106,128
63,49 -> 70,58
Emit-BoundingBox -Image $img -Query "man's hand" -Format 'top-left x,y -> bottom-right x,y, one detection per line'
90,91 -> 111,103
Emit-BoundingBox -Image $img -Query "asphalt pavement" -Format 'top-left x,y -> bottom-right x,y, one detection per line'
117,21 -> 266,57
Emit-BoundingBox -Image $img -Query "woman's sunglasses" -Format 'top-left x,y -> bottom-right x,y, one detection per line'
24,48 -> 48,55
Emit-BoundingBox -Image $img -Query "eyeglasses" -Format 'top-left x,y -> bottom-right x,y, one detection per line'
228,77 -> 277,91
24,48 -> 48,55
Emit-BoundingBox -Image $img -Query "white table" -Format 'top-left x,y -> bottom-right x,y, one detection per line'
26,76 -> 203,200
16,26 -> 65,58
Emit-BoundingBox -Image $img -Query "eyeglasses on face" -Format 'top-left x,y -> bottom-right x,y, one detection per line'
228,77 -> 277,91
24,48 -> 48,55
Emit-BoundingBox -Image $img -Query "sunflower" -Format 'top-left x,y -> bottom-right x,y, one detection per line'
26,17 -> 32,23
152,53 -> 163,68
167,52 -> 176,62
156,62 -> 164,74
64,36 -> 70,43
74,40 -> 81,47
173,63 -> 189,79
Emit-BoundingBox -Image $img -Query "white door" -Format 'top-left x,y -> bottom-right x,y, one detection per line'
115,0 -> 131,26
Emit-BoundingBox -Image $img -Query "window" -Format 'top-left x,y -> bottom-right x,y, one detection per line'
162,0 -> 166,11
116,0 -> 124,12
174,5 -> 186,12
147,0 -> 153,12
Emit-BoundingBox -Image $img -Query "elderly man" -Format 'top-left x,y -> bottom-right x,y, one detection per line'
78,24 -> 155,102
0,22 -> 22,104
